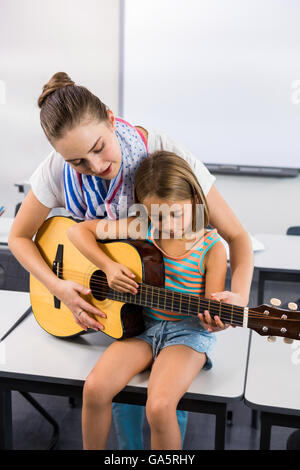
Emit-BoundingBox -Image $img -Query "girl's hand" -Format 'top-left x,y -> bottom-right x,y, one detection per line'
104,261 -> 138,294
198,310 -> 230,333
54,279 -> 106,332
198,290 -> 249,332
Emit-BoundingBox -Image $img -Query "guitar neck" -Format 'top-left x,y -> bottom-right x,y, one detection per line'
108,283 -> 246,327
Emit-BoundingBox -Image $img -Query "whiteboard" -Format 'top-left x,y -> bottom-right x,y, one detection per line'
123,0 -> 300,169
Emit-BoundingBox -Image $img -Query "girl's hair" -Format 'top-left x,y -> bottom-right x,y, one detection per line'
37,72 -> 108,142
134,151 -> 210,230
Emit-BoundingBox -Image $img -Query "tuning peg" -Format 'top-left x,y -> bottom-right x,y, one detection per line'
288,302 -> 298,311
267,336 -> 277,342
283,338 -> 294,344
270,298 -> 281,306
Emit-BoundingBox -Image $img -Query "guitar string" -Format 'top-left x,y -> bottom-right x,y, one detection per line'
36,290 -> 300,338
38,296 -> 243,326
52,268 -> 259,320
52,267 -> 295,320
48,267 -> 296,322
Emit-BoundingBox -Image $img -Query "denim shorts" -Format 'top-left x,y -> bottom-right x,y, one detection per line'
135,315 -> 216,370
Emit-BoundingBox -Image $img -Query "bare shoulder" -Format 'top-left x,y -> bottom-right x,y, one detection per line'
135,126 -> 148,142
203,239 -> 227,270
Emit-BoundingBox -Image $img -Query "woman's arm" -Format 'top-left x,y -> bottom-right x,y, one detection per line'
9,190 -> 59,294
67,216 -> 148,293
206,185 -> 254,307
8,190 -> 105,331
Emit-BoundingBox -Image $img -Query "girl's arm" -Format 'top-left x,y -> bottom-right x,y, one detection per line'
198,239 -> 231,332
8,190 -> 105,332
67,216 -> 148,293
206,185 -> 254,307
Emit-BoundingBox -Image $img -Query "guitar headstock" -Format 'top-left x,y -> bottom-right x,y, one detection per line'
248,298 -> 300,343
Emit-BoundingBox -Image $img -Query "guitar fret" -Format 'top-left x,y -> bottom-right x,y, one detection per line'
110,284 -> 245,329
139,283 -> 142,305
178,292 -> 182,314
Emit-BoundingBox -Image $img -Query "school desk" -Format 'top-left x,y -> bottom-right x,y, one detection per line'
253,233 -> 300,304
245,232 -> 300,448
0,290 -> 250,450
244,329 -> 300,449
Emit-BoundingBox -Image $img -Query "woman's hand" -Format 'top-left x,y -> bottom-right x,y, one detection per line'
54,279 -> 106,332
104,261 -> 138,294
210,291 -> 249,307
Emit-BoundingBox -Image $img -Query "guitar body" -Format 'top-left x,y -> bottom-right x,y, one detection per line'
30,216 -> 165,339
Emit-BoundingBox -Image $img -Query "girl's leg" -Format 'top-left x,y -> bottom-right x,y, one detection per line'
146,345 -> 206,450
82,337 -> 152,450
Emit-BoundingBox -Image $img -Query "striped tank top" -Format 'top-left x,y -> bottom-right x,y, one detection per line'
144,225 -> 221,321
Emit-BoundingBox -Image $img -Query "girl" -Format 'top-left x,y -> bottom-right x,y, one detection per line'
67,150 -> 229,450
8,72 -> 253,449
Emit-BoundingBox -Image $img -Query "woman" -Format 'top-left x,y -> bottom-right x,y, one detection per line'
8,72 -> 253,449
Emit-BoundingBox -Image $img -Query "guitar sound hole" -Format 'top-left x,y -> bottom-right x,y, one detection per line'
90,270 -> 109,301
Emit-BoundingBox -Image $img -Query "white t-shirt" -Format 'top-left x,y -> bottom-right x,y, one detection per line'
29,127 -> 216,210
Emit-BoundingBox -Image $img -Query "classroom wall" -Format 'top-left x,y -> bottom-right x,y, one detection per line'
2,1 -> 299,236
214,173 -> 300,235
0,0 -> 120,217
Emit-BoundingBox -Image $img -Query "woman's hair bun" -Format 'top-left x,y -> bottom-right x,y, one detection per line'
38,72 -> 75,108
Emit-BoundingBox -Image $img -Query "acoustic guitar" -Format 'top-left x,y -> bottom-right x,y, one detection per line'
30,216 -> 300,343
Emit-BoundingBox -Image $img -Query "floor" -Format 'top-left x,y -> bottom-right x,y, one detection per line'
10,279 -> 300,450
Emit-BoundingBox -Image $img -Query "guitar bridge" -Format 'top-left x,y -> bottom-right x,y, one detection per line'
52,244 -> 64,309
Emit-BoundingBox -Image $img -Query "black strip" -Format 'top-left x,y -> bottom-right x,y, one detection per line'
0,306 -> 32,342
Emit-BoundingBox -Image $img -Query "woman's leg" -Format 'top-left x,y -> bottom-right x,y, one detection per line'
112,403 -> 144,450
176,409 -> 188,445
146,345 -> 206,450
112,404 -> 188,450
82,337 -> 152,450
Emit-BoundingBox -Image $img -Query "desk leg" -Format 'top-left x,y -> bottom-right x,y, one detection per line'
0,390 -> 12,450
260,412 -> 272,450
214,403 -> 227,450
260,411 -> 300,450
251,410 -> 260,429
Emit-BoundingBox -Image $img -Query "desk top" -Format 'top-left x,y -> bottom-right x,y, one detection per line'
254,233 -> 300,272
0,217 -> 13,244
245,331 -> 300,415
0,291 -> 249,402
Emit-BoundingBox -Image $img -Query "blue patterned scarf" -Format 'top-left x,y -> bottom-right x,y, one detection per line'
63,118 -> 148,220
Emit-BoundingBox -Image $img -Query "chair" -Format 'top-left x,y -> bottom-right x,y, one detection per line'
286,226 -> 300,236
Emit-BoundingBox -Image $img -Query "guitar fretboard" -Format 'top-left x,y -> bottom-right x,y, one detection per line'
108,283 -> 245,327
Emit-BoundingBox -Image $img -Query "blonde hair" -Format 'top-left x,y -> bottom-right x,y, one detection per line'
134,151 -> 210,231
